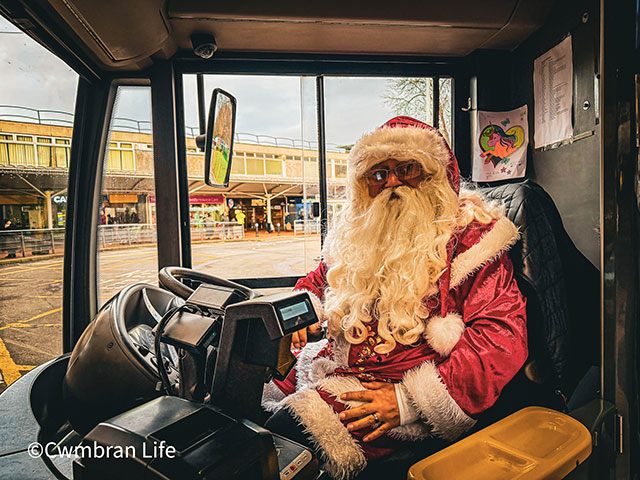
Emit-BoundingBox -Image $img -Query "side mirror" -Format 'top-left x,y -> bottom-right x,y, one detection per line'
202,88 -> 237,188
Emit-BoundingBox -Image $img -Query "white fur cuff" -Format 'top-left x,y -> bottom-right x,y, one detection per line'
261,381 -> 286,413
395,382 -> 420,425
283,388 -> 366,480
402,362 -> 476,441
424,313 -> 465,356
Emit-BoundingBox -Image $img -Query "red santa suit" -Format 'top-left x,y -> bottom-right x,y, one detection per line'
262,117 -> 527,479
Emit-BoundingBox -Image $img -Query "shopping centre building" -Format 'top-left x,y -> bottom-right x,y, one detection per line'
0,119 -> 349,231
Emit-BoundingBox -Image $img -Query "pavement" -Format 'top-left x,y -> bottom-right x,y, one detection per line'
0,228 -> 313,266
0,234 -> 321,393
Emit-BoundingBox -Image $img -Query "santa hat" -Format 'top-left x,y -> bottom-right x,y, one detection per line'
348,116 -> 460,195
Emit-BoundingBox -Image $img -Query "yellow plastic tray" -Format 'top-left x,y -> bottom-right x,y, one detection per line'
408,407 -> 592,480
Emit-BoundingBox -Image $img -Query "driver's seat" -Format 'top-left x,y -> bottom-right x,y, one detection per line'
476,180 -> 600,424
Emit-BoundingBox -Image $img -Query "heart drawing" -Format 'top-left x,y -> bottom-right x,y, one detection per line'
479,124 -> 525,167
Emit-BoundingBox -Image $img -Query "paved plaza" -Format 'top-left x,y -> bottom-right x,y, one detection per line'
0,235 -> 321,393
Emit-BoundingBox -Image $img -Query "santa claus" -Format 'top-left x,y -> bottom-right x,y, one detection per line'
262,116 -> 528,479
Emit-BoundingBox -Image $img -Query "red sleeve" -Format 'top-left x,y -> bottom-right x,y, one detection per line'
438,253 -> 528,417
293,262 -> 328,301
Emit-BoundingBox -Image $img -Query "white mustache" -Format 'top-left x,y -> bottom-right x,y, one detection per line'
380,185 -> 412,201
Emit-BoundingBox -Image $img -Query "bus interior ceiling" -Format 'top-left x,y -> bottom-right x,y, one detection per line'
5,0 -> 554,69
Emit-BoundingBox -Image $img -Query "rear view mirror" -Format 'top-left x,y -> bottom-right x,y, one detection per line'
204,88 -> 236,188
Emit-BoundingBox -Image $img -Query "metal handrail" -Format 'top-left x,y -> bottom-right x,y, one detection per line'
293,219 -> 321,235
0,224 -> 248,258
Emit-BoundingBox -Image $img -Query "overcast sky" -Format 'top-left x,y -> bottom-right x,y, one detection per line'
1,15 -> 399,147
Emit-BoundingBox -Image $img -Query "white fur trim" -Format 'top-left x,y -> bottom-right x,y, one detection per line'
283,388 -> 366,480
261,381 -> 286,413
402,362 -> 476,441
449,217 -> 520,289
350,125 -> 450,174
331,334 -> 351,368
394,383 -> 420,425
424,313 -> 466,357
388,422 -> 432,441
309,357 -> 338,383
295,338 -> 329,390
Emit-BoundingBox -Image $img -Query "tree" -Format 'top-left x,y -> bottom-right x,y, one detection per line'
383,78 -> 452,146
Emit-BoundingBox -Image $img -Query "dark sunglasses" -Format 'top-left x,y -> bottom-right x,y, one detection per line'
363,161 -> 424,186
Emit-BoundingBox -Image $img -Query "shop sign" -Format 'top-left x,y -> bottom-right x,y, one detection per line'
149,195 -> 224,204
273,205 -> 281,210
53,195 -> 67,204
189,194 -> 224,204
109,194 -> 138,204
0,194 -> 39,205
251,199 -> 265,206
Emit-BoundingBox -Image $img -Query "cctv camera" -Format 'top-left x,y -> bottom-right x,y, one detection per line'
191,33 -> 218,59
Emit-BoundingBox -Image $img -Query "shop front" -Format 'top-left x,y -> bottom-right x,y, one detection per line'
188,194 -> 225,227
242,197 -> 289,232
0,194 -> 43,229
270,203 -> 285,231
249,198 -> 266,230
102,193 -> 146,225
224,197 -> 249,226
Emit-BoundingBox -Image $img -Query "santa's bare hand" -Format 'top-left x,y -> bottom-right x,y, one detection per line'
291,322 -> 321,349
338,382 -> 400,442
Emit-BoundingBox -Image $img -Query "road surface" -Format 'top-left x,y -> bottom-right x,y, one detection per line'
0,235 -> 321,392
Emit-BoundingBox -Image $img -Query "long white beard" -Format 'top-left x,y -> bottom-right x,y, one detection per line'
323,183 -> 457,354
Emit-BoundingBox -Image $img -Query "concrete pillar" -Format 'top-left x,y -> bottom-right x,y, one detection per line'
145,194 -> 153,224
44,190 -> 53,229
266,194 -> 273,231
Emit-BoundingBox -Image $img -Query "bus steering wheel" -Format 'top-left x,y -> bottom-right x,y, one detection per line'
158,266 -> 256,300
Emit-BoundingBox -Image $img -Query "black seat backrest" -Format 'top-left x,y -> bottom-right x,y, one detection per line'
479,180 -> 599,399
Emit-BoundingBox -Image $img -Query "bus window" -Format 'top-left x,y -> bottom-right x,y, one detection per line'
0,16 -> 78,392
182,75 -> 321,285
98,87 -> 158,307
323,76 -> 455,224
